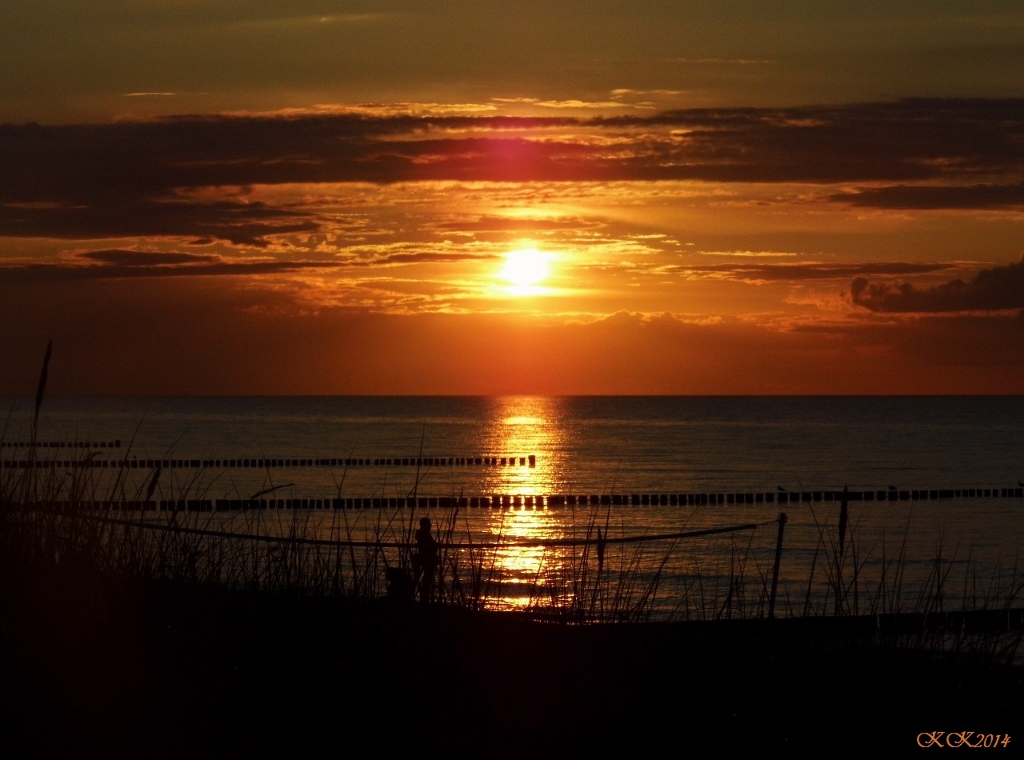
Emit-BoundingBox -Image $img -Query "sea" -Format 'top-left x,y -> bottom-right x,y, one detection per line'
4,395 -> 1023,618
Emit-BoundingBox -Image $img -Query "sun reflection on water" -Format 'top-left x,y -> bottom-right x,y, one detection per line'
481,397 -> 567,497
485,509 -> 566,611
490,511 -> 552,575
476,398 -> 573,608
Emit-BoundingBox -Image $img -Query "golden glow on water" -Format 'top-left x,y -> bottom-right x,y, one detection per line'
486,509 -> 566,610
483,397 -> 566,496
479,400 -> 569,608
492,511 -> 550,572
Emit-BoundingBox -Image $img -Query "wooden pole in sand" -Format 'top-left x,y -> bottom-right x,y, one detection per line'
769,512 -> 787,620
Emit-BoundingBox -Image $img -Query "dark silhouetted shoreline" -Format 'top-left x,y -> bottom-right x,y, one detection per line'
2,559 -> 1021,758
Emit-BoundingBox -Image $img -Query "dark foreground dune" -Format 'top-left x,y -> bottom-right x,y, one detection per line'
2,561 -> 1022,758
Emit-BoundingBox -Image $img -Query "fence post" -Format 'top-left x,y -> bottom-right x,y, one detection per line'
769,512 -> 787,620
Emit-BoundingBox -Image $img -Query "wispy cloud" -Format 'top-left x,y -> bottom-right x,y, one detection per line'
664,58 -> 776,65
308,102 -> 500,116
79,250 -> 219,266
491,97 -> 629,109
428,215 -> 600,234
831,182 -> 1024,209
670,261 -> 954,283
0,249 -> 346,281
610,89 -> 683,97
0,244 -> 503,283
370,251 -> 497,265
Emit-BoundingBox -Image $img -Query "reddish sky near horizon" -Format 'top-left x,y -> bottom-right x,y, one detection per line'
1,2 -> 1023,394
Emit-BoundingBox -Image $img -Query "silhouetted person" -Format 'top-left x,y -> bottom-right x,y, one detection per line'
414,517 -> 439,603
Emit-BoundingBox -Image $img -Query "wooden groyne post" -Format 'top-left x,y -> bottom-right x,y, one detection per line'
769,512 -> 787,620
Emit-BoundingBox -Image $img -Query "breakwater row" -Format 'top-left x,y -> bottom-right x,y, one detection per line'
18,487 -> 1024,512
0,454 -> 536,469
0,440 -> 121,449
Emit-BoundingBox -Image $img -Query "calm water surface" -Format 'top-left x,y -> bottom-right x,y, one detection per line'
5,396 -> 1023,616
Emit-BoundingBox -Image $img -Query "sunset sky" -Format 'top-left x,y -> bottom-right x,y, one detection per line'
2,1 -> 1023,394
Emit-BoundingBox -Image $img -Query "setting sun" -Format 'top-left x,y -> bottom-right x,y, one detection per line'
500,248 -> 551,287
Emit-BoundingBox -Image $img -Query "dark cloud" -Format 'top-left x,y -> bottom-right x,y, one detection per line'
851,258 -> 1024,312
0,98 -> 1021,244
0,246 -> 498,282
79,249 -> 220,265
0,196 -> 319,246
831,182 -> 1024,209
0,98 -> 1019,246
0,249 -> 345,281
598,98 -> 1024,183
676,261 -> 953,282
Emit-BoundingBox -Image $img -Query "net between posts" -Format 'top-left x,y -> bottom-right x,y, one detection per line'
33,510 -> 787,623
66,512 -> 779,549
13,506 -> 1024,662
